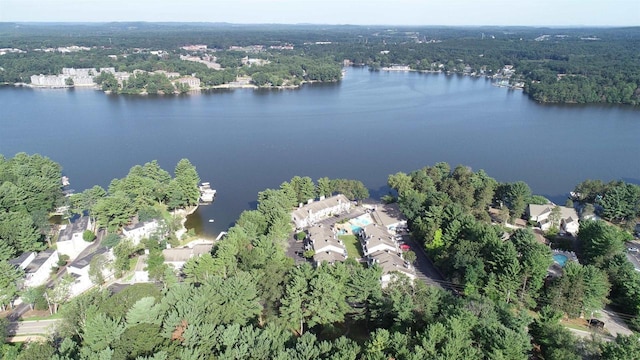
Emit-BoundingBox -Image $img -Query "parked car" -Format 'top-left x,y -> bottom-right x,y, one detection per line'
628,247 -> 639,253
400,244 -> 411,251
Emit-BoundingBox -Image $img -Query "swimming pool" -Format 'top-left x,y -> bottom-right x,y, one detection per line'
553,254 -> 569,267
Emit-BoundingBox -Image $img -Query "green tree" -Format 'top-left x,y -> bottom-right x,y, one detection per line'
89,253 -> 108,285
21,286 -> 42,311
168,159 -> 201,209
316,177 -> 333,198
0,261 -> 23,310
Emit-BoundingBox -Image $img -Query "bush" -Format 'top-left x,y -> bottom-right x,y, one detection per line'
103,233 -> 121,248
82,230 -> 96,242
57,254 -> 69,267
303,250 -> 315,259
296,232 -> 306,241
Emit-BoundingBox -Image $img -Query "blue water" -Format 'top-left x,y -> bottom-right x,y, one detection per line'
1,68 -> 639,237
553,254 -> 569,267
351,226 -> 363,234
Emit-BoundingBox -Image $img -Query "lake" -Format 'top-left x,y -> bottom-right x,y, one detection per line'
1,67 -> 638,238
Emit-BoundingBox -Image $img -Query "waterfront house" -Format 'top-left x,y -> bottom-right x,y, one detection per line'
173,76 -> 201,90
122,219 -> 160,246
57,216 -> 94,261
163,244 -> 213,271
291,194 -> 351,229
526,204 -> 580,235
366,203 -> 407,233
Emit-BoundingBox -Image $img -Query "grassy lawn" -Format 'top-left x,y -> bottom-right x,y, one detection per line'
339,235 -> 364,259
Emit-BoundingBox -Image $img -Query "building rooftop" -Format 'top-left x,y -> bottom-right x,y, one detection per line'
9,252 -> 35,269
291,194 -> 350,220
368,250 -> 415,277
371,203 -> 407,229
69,247 -> 108,270
308,225 -> 344,252
24,249 -> 56,274
58,216 -> 91,242
314,250 -> 347,265
360,224 -> 396,252
162,244 -> 213,263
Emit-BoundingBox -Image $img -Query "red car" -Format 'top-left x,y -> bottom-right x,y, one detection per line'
400,244 -> 410,251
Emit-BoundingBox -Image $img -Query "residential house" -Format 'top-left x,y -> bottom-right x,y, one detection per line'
57,216 -> 94,260
67,247 -> 113,297
122,219 -> 160,246
291,194 -> 351,229
359,224 -> 398,256
10,249 -> 59,288
526,204 -> 580,235
367,250 -> 415,288
163,244 -> 213,271
173,76 -> 201,89
307,225 -> 347,266
367,203 -> 407,233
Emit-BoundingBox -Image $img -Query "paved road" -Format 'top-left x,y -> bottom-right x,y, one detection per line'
567,327 -> 613,342
6,319 -> 60,337
399,233 -> 450,290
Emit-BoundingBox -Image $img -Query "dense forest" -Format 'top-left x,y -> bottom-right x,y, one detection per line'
0,23 -> 638,104
2,155 -> 640,359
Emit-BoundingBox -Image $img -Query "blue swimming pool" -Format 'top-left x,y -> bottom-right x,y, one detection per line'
553,254 -> 569,267
351,225 -> 363,234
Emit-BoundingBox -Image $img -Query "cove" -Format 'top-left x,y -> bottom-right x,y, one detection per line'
1,67 -> 638,237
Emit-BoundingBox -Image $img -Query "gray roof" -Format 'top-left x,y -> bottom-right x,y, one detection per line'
360,224 -> 396,252
308,225 -> 344,252
9,252 -> 35,269
314,250 -> 347,265
124,219 -> 158,231
58,216 -> 91,242
371,203 -> 406,228
163,244 -> 213,262
70,247 -> 108,269
25,249 -> 56,274
291,194 -> 350,221
368,250 -> 414,277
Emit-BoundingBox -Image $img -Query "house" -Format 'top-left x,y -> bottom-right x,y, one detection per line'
57,216 -> 94,260
173,76 -> 201,89
67,247 -> 113,297
367,203 -> 407,233
291,194 -> 352,229
163,244 -> 213,270
359,224 -> 398,256
122,219 -> 160,246
133,255 -> 150,283
9,249 -> 59,288
526,204 -> 580,235
366,250 -> 415,288
307,225 -> 347,266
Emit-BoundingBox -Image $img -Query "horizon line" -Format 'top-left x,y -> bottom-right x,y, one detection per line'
2,21 -> 638,29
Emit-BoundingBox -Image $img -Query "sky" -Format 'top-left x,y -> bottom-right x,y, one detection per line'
1,0 -> 638,26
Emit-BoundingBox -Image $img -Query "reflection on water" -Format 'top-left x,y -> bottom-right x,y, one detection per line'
1,68 -> 639,237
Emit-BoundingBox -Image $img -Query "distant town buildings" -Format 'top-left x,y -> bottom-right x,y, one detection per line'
181,44 -> 208,51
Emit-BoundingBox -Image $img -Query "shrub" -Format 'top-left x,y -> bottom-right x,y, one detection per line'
57,254 -> 69,267
82,230 -> 96,242
103,233 -> 121,248
296,231 -> 306,241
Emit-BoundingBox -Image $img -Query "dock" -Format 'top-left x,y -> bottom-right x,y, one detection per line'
199,182 -> 216,203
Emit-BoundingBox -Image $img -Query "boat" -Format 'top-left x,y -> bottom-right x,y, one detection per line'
208,219 -> 214,223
